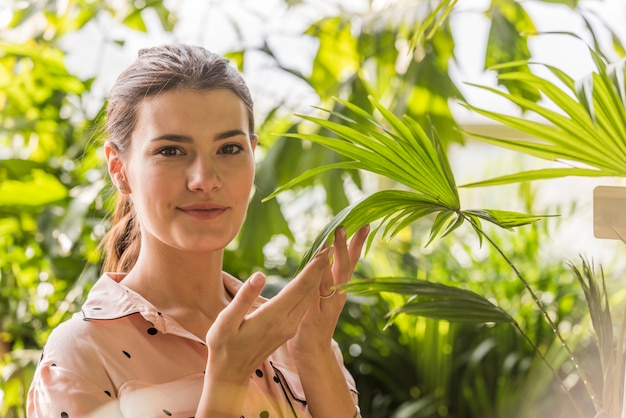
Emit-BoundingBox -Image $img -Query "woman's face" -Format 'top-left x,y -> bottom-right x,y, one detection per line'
111,88 -> 257,254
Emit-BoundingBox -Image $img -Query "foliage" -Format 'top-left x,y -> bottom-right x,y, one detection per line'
266,95 -> 544,267
461,51 -> 626,185
0,2 -> 177,416
335,209 -> 599,417
570,258 -> 625,418
262,3 -> 626,417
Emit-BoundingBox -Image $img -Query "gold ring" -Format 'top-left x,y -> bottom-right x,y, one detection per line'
320,289 -> 336,299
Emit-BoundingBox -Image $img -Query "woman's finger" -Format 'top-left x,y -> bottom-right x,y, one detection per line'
331,224 -> 370,286
348,224 -> 370,266
252,246 -> 330,319
330,227 -> 350,286
214,272 -> 266,331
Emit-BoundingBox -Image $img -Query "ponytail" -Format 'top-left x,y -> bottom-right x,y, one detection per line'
101,194 -> 141,273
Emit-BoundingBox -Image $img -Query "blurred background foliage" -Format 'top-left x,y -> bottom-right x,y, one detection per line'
1,0 -> 626,417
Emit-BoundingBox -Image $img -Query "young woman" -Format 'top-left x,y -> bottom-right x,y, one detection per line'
27,44 -> 369,418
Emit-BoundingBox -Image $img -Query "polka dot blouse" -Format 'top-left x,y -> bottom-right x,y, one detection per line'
27,273 -> 359,417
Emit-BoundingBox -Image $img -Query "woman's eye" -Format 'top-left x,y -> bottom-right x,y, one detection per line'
220,144 -> 243,155
157,146 -> 183,156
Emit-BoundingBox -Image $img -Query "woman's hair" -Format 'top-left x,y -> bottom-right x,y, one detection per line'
101,44 -> 255,273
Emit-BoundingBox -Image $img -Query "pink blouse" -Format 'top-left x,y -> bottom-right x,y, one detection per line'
27,273 -> 359,417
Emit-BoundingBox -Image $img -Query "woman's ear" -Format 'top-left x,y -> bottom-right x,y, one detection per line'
251,134 -> 258,151
104,142 -> 131,194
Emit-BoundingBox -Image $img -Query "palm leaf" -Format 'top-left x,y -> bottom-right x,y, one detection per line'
461,51 -> 626,185
463,209 -> 548,230
272,95 -> 544,268
345,277 -> 513,324
461,167 -> 607,188
262,161 -> 363,202
408,0 -> 458,52
568,258 -> 621,416
297,190 -> 450,269
285,96 -> 460,207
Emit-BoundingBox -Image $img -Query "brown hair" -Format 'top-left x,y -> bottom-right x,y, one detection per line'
101,44 -> 255,273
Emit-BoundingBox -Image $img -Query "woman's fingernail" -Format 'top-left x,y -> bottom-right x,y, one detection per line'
249,273 -> 265,288
336,226 -> 346,239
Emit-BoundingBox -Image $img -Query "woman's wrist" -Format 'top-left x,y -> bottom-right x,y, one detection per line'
196,371 -> 249,417
289,339 -> 335,364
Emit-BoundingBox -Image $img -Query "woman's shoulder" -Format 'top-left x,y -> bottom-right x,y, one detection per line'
41,312 -> 112,370
39,273 -> 145,376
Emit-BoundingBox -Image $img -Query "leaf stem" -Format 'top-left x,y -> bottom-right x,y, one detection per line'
467,216 -> 600,414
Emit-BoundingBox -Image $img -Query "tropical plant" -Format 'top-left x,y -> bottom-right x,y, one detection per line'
261,6 -> 626,418
457,30 -> 626,417
332,190 -> 599,417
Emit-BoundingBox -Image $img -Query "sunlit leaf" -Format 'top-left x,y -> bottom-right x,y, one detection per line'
391,299 -> 513,323
460,167 -> 607,187
409,0 -> 458,51
305,17 -> 359,99
122,9 -> 147,32
485,0 -> 540,102
285,96 -> 460,207
0,159 -> 46,178
463,37 -> 626,184
0,170 -> 67,207
345,277 -> 513,324
262,162 -> 362,202
298,190 -> 447,269
462,209 -> 547,230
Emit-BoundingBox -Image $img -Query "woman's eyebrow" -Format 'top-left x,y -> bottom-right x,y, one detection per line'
150,134 -> 192,143
215,129 -> 247,141
149,130 -> 247,143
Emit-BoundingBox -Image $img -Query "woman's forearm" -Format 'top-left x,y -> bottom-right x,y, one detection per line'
195,369 -> 248,418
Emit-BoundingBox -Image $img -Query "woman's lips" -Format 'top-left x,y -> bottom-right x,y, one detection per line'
177,204 -> 227,220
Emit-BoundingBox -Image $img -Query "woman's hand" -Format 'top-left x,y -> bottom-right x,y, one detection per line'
197,225 -> 368,417
204,246 -> 333,381
198,247 -> 335,416
287,224 -> 370,360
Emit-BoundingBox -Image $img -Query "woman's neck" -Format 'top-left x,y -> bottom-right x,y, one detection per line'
121,239 -> 232,333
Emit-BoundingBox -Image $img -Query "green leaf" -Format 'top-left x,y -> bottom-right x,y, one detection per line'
485,1 -> 540,102
122,9 -> 147,32
463,209 -> 548,229
298,190 -> 448,269
345,277 -> 514,324
0,159 -> 47,178
391,300 -> 513,323
305,17 -> 359,99
425,210 -> 455,246
462,51 -> 626,182
0,170 -> 67,207
261,162 -> 362,202
409,0 -> 458,51
460,167 -> 607,188
284,96 -> 460,208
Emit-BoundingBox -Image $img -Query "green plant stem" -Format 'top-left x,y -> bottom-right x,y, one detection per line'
509,322 -> 586,418
466,216 -> 601,414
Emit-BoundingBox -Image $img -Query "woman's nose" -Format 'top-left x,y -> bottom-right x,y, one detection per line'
187,157 -> 222,192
